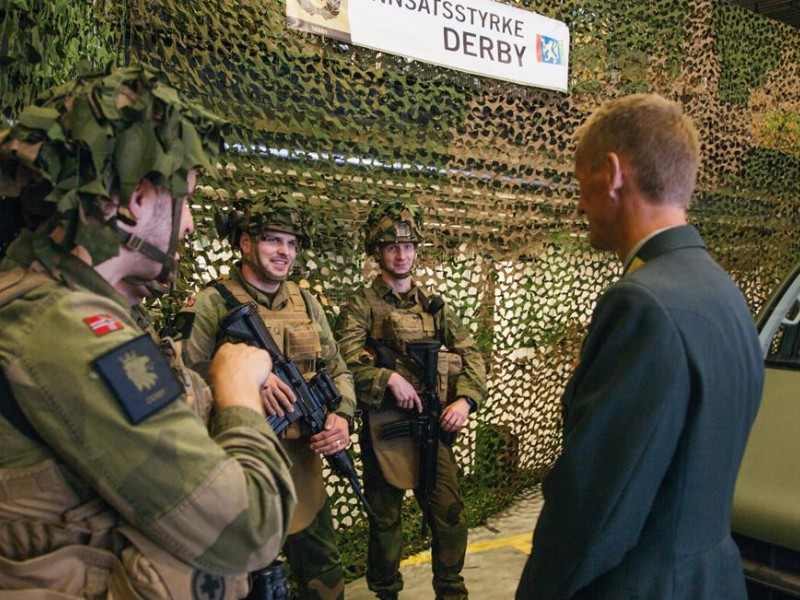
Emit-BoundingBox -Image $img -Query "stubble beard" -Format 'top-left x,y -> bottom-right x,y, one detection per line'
246,254 -> 292,286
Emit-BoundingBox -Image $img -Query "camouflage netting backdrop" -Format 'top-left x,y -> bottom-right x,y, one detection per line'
3,0 -> 799,580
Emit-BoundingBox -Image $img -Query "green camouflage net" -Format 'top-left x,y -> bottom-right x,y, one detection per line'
3,0 -> 799,581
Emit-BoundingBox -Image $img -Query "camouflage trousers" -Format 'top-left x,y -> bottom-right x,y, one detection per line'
361,438 -> 468,600
283,497 -> 344,600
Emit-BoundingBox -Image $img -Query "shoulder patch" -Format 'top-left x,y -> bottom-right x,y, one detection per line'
172,311 -> 196,340
84,314 -> 124,336
93,334 -> 183,424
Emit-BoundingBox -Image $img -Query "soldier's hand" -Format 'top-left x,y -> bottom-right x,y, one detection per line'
261,373 -> 297,417
440,397 -> 471,433
387,372 -> 423,413
310,413 -> 351,456
209,343 -> 272,415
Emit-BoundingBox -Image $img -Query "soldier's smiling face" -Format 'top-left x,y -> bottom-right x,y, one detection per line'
377,242 -> 417,280
241,229 -> 299,291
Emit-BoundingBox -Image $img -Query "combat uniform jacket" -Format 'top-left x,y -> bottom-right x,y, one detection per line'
178,265 -> 356,535
0,238 -> 296,599
337,277 -> 487,489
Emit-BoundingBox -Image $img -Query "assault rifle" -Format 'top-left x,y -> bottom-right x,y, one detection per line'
379,339 -> 454,538
220,301 -> 376,521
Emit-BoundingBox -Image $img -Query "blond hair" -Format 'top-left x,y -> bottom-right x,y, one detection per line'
575,94 -> 700,207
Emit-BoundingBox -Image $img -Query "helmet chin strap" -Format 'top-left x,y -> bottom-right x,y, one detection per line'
120,276 -> 170,298
114,196 -> 182,285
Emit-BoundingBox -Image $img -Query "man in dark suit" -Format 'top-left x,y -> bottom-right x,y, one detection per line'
516,93 -> 764,599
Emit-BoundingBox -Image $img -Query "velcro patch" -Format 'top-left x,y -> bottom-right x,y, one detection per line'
192,571 -> 226,600
84,314 -> 124,336
93,334 -> 183,424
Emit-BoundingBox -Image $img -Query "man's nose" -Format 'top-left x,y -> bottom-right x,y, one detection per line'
181,199 -> 195,237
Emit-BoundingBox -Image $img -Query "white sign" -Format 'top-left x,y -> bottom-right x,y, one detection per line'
286,0 -> 569,92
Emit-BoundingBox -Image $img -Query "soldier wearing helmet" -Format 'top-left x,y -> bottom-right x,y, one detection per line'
336,200 -> 487,600
177,192 -> 356,600
0,65 -> 296,598
363,201 -> 423,255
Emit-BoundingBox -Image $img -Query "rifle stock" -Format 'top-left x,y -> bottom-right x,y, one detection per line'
220,301 -> 376,521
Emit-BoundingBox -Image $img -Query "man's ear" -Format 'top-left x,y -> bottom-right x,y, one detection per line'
607,152 -> 624,199
239,232 -> 252,254
124,179 -> 151,220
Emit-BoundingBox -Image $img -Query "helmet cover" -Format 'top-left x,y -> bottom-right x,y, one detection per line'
0,63 -> 226,263
364,199 -> 423,254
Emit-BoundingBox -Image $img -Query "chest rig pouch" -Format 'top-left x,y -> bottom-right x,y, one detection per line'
215,280 -> 322,382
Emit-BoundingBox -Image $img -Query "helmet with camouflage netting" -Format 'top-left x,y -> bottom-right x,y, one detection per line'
0,63 -> 226,281
364,199 -> 423,255
216,193 -> 315,251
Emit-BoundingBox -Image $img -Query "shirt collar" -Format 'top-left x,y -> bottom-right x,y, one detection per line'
622,226 -> 675,274
233,263 -> 289,308
27,236 -> 128,309
371,276 -> 419,305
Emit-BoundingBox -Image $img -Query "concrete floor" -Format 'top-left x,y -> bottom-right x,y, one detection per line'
344,486 -> 543,599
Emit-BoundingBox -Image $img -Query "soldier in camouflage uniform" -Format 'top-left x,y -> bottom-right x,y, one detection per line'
0,65 -> 297,599
176,194 -> 356,600
336,201 -> 487,600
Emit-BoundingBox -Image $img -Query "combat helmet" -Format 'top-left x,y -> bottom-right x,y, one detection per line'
364,199 -> 423,255
0,63 -> 225,281
217,193 -> 314,251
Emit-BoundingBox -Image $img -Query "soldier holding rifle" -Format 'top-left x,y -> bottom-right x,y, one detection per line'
0,65 -> 296,599
336,200 -> 487,600
177,195 -> 356,600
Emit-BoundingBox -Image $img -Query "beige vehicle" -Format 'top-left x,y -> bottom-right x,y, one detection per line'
733,261 -> 800,599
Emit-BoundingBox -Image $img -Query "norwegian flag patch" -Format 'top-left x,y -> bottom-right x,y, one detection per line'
83,314 -> 124,336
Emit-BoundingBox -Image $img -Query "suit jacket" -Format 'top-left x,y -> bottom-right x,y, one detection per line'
517,225 -> 764,599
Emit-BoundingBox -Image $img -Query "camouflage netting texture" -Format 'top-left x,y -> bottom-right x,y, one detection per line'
3,0 -> 800,580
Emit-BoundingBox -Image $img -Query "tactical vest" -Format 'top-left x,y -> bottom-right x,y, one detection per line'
213,279 -> 326,535
0,268 -> 249,599
363,284 -> 462,490
215,279 -> 322,378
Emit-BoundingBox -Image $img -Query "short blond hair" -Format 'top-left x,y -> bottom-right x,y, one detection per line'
575,94 -> 700,207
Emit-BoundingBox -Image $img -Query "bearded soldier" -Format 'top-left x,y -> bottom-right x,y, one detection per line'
336,200 -> 487,600
0,65 -> 296,599
177,195 -> 356,600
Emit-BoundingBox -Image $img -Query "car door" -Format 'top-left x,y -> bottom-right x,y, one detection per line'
732,262 -> 800,598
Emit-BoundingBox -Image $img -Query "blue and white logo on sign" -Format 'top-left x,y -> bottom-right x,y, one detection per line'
536,34 -> 565,65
